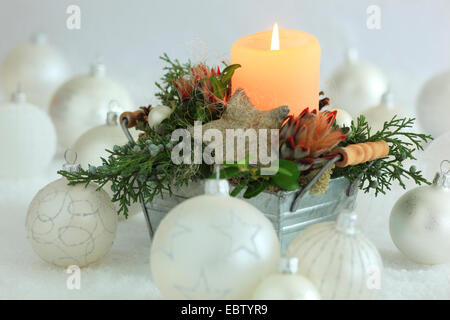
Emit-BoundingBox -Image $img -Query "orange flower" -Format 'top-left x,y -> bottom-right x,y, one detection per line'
174,64 -> 230,104
280,108 -> 346,171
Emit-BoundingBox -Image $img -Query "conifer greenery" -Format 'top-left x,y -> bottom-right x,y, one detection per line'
58,54 -> 433,218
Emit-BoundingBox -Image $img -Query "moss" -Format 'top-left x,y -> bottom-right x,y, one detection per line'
299,164 -> 335,195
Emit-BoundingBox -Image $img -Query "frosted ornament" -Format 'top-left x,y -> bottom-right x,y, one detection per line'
147,105 -> 173,129
287,211 -> 383,300
390,160 -> 450,265
416,70 -> 450,137
252,258 -> 321,300
0,89 -> 56,178
150,172 -> 280,299
0,33 -> 71,110
72,105 -> 140,219
420,131 -> 450,181
325,49 -> 388,117
326,107 -> 353,129
26,151 -> 118,267
362,91 -> 411,133
49,62 -> 134,147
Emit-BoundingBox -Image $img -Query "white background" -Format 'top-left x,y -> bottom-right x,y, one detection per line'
0,0 -> 449,109
0,0 -> 450,300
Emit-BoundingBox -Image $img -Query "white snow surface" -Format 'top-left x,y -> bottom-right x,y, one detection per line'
1,151 -> 449,300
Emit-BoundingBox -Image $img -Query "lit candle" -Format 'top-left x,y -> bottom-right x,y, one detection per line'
230,23 -> 321,113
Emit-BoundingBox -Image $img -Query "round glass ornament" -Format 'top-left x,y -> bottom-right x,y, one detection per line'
362,91 -> 411,133
416,70 -> 450,137
0,89 -> 56,178
49,63 -> 133,147
420,131 -> 450,181
72,107 -> 140,220
390,161 -> 450,265
147,105 -> 173,129
0,33 -> 70,110
26,152 -> 118,267
325,49 -> 388,117
150,176 -> 281,299
287,211 -> 383,300
252,257 -> 321,300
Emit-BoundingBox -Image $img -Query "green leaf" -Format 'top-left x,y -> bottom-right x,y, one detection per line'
223,156 -> 251,169
209,76 -> 226,99
230,178 -> 249,197
270,159 -> 300,191
243,180 -> 270,199
210,166 -> 240,179
220,64 -> 241,84
270,176 -> 299,191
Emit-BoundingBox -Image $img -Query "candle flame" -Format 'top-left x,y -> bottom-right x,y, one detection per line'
270,23 -> 280,51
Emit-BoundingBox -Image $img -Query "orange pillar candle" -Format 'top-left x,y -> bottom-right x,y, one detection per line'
230,23 -> 321,113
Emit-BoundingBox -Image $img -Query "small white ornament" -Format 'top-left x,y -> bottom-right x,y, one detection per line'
0,89 -> 56,178
26,152 -> 118,267
147,105 -> 173,129
150,174 -> 280,299
416,70 -> 450,137
72,106 -> 141,220
0,33 -> 71,110
252,258 -> 321,300
390,161 -> 450,265
287,211 -> 383,300
49,63 -> 133,147
325,49 -> 388,117
420,131 -> 450,181
362,91 -> 411,133
329,107 -> 353,128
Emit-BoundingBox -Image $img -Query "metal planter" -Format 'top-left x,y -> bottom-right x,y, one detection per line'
120,117 -> 359,252
145,176 -> 358,253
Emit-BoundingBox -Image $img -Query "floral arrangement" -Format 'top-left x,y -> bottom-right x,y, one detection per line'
59,54 -> 433,217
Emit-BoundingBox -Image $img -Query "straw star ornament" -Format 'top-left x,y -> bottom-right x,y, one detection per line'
200,89 -> 289,133
188,89 -> 289,164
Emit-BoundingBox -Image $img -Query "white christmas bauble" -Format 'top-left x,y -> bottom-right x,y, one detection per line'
420,131 -> 450,181
148,105 -> 173,129
362,92 -> 411,133
0,33 -> 70,110
390,168 -> 450,265
49,63 -> 133,147
253,274 -> 320,300
332,108 -> 353,128
150,179 -> 280,299
287,211 -> 383,300
252,258 -> 321,300
26,177 -> 118,267
416,70 -> 450,137
0,91 -> 56,178
72,112 -> 140,220
326,49 -> 388,117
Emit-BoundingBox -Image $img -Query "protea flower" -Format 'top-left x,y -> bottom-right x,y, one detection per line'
174,64 -> 231,104
280,108 -> 346,171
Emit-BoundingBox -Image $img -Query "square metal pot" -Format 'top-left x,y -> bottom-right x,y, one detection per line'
143,176 -> 358,253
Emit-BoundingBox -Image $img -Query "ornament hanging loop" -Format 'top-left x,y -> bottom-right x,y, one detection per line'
62,149 -> 81,173
440,160 -> 450,175
205,166 -> 230,196
336,210 -> 358,235
278,257 -> 298,275
434,160 -> 450,189
11,83 -> 27,104
106,111 -> 118,125
106,100 -> 120,125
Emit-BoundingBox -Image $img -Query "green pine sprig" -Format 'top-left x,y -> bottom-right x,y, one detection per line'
58,133 -> 210,218
332,115 -> 433,195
